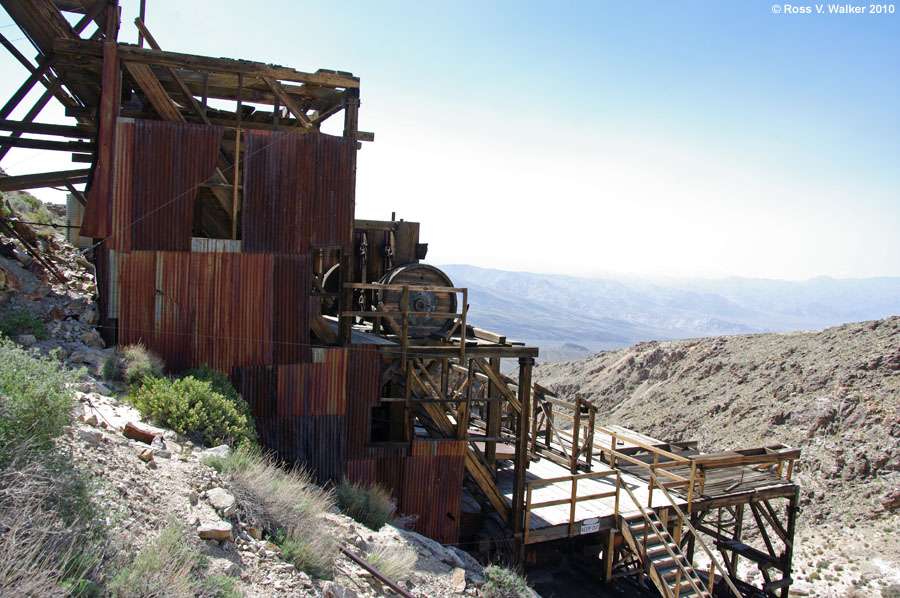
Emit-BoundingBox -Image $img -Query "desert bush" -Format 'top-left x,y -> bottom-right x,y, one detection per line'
366,543 -> 417,581
335,480 -> 395,531
130,376 -> 255,448
103,344 -> 164,387
0,308 -> 48,340
204,448 -> 335,578
107,522 -> 238,598
0,339 -> 80,465
180,365 -> 256,444
482,565 -> 532,598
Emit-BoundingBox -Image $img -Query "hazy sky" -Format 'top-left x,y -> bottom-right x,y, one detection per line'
1,1 -> 897,280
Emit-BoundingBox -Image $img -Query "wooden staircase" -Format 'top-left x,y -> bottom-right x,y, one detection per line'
619,511 -> 711,598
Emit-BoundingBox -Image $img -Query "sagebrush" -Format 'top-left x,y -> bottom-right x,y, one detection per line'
130,376 -> 255,449
102,344 -> 164,387
482,565 -> 532,598
0,309 -> 48,341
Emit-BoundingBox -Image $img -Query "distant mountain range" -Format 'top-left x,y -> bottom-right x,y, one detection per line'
438,264 -> 900,359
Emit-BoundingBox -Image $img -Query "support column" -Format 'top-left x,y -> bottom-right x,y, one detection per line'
511,357 -> 534,535
485,357 -> 501,475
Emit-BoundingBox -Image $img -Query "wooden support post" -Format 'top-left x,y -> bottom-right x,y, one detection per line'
232,72 -> 242,240
458,359 -> 474,440
605,530 -> 616,581
585,403 -> 595,470
781,491 -> 799,598
338,252 -> 351,345
400,285 -> 409,368
343,87 -> 359,140
512,357 -> 534,535
485,356 -> 500,476
571,396 -> 581,474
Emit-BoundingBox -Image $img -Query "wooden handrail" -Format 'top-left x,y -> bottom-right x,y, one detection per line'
646,468 -> 742,598
523,469 -> 619,545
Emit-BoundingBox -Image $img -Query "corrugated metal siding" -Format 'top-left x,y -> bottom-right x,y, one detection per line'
119,250 -> 157,348
276,349 -> 347,417
345,459 -> 376,486
243,132 -> 354,253
105,248 -> 125,319
191,238 -> 241,253
232,365 -> 277,419
273,254 -> 310,364
153,251 -> 194,372
402,450 -> 465,545
312,135 -> 355,247
242,131 -> 314,254
129,120 -> 223,251
191,252 -> 274,372
346,344 -> 382,458
107,119 -> 134,250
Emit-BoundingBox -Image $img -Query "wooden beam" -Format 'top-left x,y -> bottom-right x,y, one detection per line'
0,135 -> 92,152
0,119 -> 94,137
133,18 -> 211,125
262,77 -> 313,128
0,169 -> 89,192
124,61 -> 185,122
54,38 -> 360,88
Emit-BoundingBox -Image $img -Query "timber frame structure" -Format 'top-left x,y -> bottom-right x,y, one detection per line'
0,3 -> 801,597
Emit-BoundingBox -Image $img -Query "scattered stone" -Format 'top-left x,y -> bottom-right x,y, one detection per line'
124,421 -> 161,444
451,567 -> 467,594
223,562 -> 242,577
207,487 -> 236,517
200,444 -> 232,459
81,329 -> 105,348
323,581 -> 356,598
77,426 -> 103,446
189,490 -> 199,506
197,520 -> 233,542
137,448 -> 154,463
248,526 -> 262,540
150,436 -> 171,459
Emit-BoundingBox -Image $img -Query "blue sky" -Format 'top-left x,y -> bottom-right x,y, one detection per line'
1,0 -> 897,280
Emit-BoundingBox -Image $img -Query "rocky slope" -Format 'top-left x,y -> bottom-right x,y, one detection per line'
535,319 -> 900,596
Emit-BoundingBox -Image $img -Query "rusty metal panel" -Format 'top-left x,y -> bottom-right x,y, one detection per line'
105,248 -> 125,319
345,459 -> 376,487
107,119 -> 134,250
242,130 -> 314,254
273,254 -> 310,364
232,365 -> 277,419
191,238 -> 241,253
276,349 -> 347,418
191,252 -> 273,373
151,251 -> 194,372
346,344 -> 382,458
276,364 -> 305,417
119,250 -> 157,349
402,454 -> 464,545
376,456 -> 405,501
129,119 -> 223,251
277,416 -> 346,484
312,135 -> 355,247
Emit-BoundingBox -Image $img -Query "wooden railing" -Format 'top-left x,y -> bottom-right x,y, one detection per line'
523,468 -> 620,545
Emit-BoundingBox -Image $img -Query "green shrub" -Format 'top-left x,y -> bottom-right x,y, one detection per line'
482,565 -> 531,598
0,309 -> 48,341
107,523 -> 239,598
335,480 -> 395,531
130,376 -> 255,449
180,365 -> 255,444
0,339 -> 80,465
206,448 -> 335,578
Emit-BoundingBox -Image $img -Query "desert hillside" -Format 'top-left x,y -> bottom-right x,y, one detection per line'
535,319 -> 900,595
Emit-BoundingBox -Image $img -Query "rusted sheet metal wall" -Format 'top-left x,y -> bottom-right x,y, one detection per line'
190,252 -> 274,373
243,132 -> 354,253
346,345 -> 382,458
119,251 -> 279,373
232,366 -> 277,419
273,255 -> 310,364
275,416 -> 347,484
312,135 -> 355,247
403,439 -> 466,544
130,120 -> 223,251
107,119 -> 133,250
345,459 -> 376,487
276,349 -> 346,417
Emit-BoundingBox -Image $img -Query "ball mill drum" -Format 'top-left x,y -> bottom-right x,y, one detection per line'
377,264 -> 457,338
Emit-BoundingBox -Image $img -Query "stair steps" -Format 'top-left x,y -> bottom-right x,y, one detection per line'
619,510 -> 712,598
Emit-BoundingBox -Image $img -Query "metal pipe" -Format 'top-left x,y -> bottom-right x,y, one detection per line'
337,544 -> 417,598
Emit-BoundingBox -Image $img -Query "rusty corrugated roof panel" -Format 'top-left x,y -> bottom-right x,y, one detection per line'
128,120 -> 223,251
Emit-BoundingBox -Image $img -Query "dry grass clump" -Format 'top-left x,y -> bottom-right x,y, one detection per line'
102,343 -> 165,387
205,448 -> 336,578
366,543 -> 417,582
107,522 -> 238,598
335,480 -> 397,531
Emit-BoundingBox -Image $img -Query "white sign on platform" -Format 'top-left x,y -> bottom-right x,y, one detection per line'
581,518 -> 600,535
